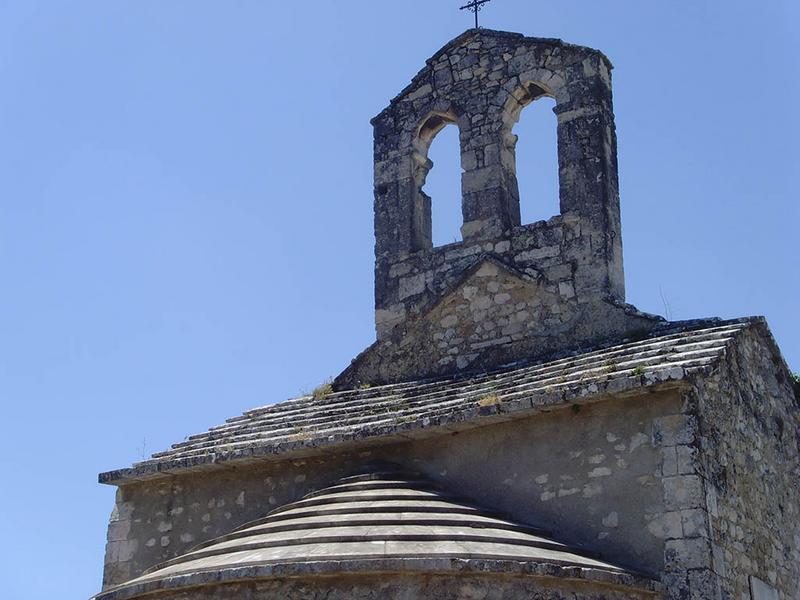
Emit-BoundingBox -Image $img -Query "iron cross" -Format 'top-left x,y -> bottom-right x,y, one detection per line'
460,0 -> 493,29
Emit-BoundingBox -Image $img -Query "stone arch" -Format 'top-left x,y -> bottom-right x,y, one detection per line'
502,80 -> 556,132
412,111 -> 459,192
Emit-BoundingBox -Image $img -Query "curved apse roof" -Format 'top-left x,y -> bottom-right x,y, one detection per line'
94,468 -> 660,600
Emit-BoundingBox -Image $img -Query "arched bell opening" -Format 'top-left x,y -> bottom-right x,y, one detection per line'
501,82 -> 560,227
411,112 -> 464,249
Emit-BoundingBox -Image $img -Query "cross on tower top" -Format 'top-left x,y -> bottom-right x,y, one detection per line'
459,0 -> 493,29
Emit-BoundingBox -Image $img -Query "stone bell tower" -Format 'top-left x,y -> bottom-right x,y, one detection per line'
336,30 -> 663,389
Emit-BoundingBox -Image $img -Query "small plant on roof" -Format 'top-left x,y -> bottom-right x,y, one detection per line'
287,431 -> 312,442
632,365 -> 646,377
477,393 -> 502,407
359,382 -> 373,390
603,361 -> 617,374
393,414 -> 415,425
312,380 -> 334,400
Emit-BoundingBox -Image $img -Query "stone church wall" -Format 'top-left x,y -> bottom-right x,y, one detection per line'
690,327 -> 800,600
103,389 -> 690,590
401,391 -> 683,575
102,453 -> 374,588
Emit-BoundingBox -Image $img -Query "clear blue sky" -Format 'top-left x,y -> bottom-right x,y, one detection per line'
0,1 -> 797,598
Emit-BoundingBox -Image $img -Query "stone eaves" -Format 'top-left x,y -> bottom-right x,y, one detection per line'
99,317 -> 765,486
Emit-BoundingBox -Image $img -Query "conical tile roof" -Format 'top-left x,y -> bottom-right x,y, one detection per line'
95,468 -> 659,600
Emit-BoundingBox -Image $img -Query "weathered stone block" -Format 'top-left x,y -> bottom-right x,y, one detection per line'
663,475 -> 705,511
653,415 -> 697,447
665,537 -> 712,570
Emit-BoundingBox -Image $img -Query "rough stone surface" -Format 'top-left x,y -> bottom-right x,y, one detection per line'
686,326 -> 800,599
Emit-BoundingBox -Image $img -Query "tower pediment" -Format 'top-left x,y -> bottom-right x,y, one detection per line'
337,255 -> 660,387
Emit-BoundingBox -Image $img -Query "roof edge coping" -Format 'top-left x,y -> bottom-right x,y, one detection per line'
98,317 -> 767,487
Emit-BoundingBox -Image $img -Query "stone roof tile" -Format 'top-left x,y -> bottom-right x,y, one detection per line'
99,317 -> 760,486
